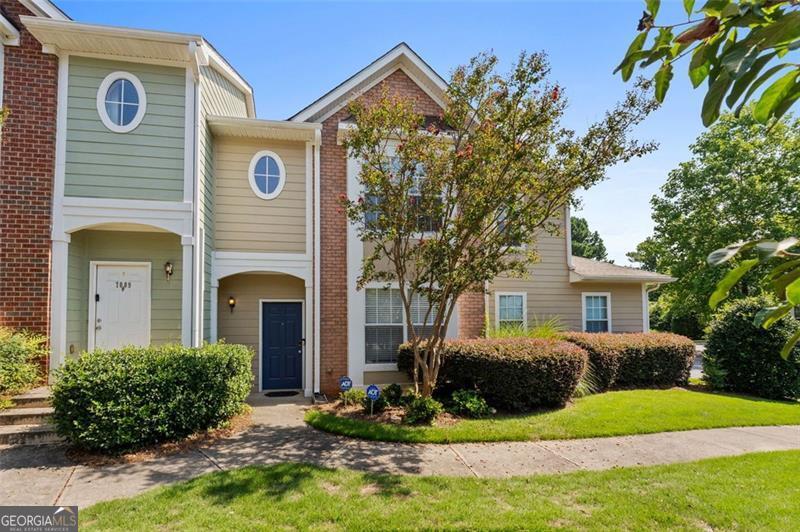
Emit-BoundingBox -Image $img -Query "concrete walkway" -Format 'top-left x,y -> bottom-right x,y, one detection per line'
1,396 -> 798,508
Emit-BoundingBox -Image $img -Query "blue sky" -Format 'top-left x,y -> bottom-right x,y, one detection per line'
59,0 -> 706,264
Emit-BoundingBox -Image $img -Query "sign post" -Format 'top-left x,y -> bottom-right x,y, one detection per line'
366,384 -> 381,415
339,376 -> 353,405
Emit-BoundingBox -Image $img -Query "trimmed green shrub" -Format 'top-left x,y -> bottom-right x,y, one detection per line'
447,389 -> 492,418
403,395 -> 443,425
51,343 -> 252,453
361,393 -> 389,415
383,383 -> 404,406
705,296 -> 800,400
563,332 -> 695,391
0,328 -> 46,396
340,388 -> 366,406
399,338 -> 587,411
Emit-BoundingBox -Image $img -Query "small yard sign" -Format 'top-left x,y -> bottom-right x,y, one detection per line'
366,384 -> 380,401
339,376 -> 352,392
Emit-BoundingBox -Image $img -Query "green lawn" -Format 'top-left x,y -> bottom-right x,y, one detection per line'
82,452 -> 800,530
306,388 -> 800,443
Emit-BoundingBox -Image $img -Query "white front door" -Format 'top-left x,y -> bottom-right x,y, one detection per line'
92,263 -> 151,350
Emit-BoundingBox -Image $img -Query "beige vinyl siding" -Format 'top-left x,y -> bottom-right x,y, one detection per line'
214,138 -> 307,253
488,211 -> 645,333
64,57 -> 186,200
198,66 -> 249,341
217,274 -> 305,391
65,230 -> 183,355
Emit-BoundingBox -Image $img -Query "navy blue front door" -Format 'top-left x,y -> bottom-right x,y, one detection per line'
261,302 -> 303,390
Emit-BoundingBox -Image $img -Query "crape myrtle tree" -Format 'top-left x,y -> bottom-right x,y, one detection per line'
341,51 -> 658,396
616,0 -> 800,357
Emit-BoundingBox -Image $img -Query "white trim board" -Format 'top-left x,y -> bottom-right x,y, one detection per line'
213,252 -> 312,286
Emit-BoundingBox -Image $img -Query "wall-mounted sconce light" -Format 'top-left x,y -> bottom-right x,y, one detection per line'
228,296 -> 236,313
164,261 -> 174,280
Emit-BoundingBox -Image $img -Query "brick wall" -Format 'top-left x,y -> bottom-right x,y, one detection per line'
457,291 -> 485,338
0,0 -> 57,336
318,69 -> 445,396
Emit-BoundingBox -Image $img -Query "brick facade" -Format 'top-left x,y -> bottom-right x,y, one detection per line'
457,291 -> 485,338
0,0 -> 57,335
318,69 -> 490,396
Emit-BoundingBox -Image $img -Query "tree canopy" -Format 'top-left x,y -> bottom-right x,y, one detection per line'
627,110 -> 800,332
571,217 -> 609,262
342,51 -> 657,395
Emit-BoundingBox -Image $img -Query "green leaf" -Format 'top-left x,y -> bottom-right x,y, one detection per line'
707,240 -> 759,266
684,0 -> 696,16
758,12 -> 800,50
771,80 -> 800,122
753,303 -> 794,329
786,277 -> 800,305
756,237 -> 799,261
702,70 -> 733,125
780,329 -> 800,360
700,0 -> 729,17
646,0 -> 661,18
753,70 -> 800,123
725,52 -> 776,108
767,258 -> 800,281
689,43 -> 712,88
734,63 -> 796,116
654,62 -> 673,103
616,31 -> 649,81
774,267 -> 800,300
709,259 -> 759,309
721,44 -> 760,79
720,2 -> 739,18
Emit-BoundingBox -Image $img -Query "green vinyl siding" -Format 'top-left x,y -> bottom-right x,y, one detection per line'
64,56 -> 186,201
198,66 -> 249,341
66,230 -> 183,355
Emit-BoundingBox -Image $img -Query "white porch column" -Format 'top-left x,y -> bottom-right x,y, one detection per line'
210,278 -> 218,343
49,234 -> 70,378
181,235 -> 194,346
304,281 -> 314,397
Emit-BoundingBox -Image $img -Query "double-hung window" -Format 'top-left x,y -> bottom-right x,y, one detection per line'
583,293 -> 611,332
378,156 -> 440,233
497,293 -> 526,329
365,287 -> 438,364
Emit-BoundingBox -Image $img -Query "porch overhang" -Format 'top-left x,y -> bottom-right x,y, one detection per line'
208,116 -> 321,143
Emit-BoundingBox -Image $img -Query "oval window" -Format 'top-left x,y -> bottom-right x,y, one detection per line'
97,72 -> 147,133
249,151 -> 286,200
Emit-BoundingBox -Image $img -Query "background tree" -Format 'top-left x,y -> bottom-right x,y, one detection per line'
570,216 -> 609,262
628,110 -> 800,335
342,52 -> 657,396
617,1 -> 800,352
617,0 -> 800,125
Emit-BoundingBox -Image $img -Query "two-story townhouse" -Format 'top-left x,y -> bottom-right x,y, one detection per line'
0,0 -> 67,337
13,9 -> 671,399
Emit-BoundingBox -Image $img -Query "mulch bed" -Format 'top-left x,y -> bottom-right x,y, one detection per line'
65,408 -> 253,466
316,401 -> 461,427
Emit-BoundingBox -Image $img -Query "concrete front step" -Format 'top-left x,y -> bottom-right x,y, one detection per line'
0,424 -> 62,446
11,387 -> 52,409
0,407 -> 53,426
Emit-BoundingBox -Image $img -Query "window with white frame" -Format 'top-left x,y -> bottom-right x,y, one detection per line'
497,293 -> 526,329
583,293 -> 610,332
365,288 -> 404,364
249,150 -> 286,200
365,287 -> 438,364
374,156 -> 440,233
96,72 -> 147,133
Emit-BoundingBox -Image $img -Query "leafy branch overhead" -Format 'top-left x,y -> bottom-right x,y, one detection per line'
708,237 -> 800,358
617,0 -> 800,125
341,51 -> 658,396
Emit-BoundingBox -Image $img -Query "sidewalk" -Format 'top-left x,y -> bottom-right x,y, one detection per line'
1,398 -> 798,508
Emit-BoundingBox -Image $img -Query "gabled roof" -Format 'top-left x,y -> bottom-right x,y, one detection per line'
290,42 -> 448,123
20,0 -> 70,20
569,256 -> 674,284
20,16 -> 255,117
